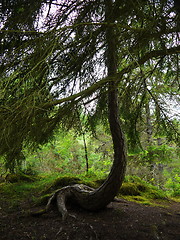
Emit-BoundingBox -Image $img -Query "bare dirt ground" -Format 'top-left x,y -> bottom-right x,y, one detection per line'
0,199 -> 179,240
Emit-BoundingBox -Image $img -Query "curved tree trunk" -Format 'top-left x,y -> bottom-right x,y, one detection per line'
74,91 -> 126,210
73,0 -> 126,211
32,0 -> 127,219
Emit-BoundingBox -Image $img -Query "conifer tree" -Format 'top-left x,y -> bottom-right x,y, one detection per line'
0,1 -> 179,210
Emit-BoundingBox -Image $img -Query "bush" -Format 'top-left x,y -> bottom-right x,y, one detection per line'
165,173 -> 180,197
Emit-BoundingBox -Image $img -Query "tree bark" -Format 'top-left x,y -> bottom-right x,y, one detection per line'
32,0 -> 127,218
65,0 -> 127,211
75,0 -> 126,210
145,99 -> 153,145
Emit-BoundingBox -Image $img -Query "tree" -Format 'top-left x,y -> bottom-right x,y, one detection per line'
0,0 -> 179,217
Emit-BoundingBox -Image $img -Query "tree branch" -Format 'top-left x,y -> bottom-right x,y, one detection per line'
41,45 -> 180,109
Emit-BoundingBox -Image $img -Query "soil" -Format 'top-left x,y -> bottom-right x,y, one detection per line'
0,198 -> 179,240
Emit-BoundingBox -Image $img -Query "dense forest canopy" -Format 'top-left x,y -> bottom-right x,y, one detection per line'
0,0 -> 179,172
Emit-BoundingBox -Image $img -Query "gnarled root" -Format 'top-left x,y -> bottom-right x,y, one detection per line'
31,184 -> 95,221
56,186 -> 75,221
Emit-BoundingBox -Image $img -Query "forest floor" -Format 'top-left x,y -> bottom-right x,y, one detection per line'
0,196 -> 180,240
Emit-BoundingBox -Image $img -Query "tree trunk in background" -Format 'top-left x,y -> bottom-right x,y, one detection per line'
145,100 -> 153,145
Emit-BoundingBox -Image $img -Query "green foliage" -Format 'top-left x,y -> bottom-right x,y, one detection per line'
164,168 -> 180,197
127,143 -> 179,187
135,144 -> 175,165
22,127 -> 113,176
0,173 -> 174,212
119,175 -> 168,205
0,0 -> 179,171
0,125 -> 179,198
0,173 -> 172,213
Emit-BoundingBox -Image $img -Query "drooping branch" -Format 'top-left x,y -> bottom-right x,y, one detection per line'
40,45 -> 180,110
0,0 -> 179,173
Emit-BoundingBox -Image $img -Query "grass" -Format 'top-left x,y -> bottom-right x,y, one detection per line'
0,173 -> 179,212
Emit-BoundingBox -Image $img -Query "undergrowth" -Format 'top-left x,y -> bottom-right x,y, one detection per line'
118,175 -> 170,206
0,173 -> 178,213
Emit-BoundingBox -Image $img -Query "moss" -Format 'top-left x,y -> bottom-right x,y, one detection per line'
5,173 -> 38,183
0,177 -> 5,183
53,176 -> 81,187
144,188 -> 167,200
118,195 -> 167,206
169,197 -> 180,202
5,174 -> 21,183
131,196 -> 151,205
118,176 -> 168,206
41,176 -> 82,194
94,179 -> 105,186
119,183 -> 141,196
0,173 -> 170,213
136,183 -> 148,192
33,193 -> 52,206
121,176 -> 167,200
82,180 -> 101,189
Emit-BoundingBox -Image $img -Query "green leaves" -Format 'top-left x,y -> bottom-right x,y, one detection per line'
0,0 -> 179,171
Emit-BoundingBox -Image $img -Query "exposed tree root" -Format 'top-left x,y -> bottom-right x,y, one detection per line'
31,184 -> 95,221
30,183 -> 127,221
